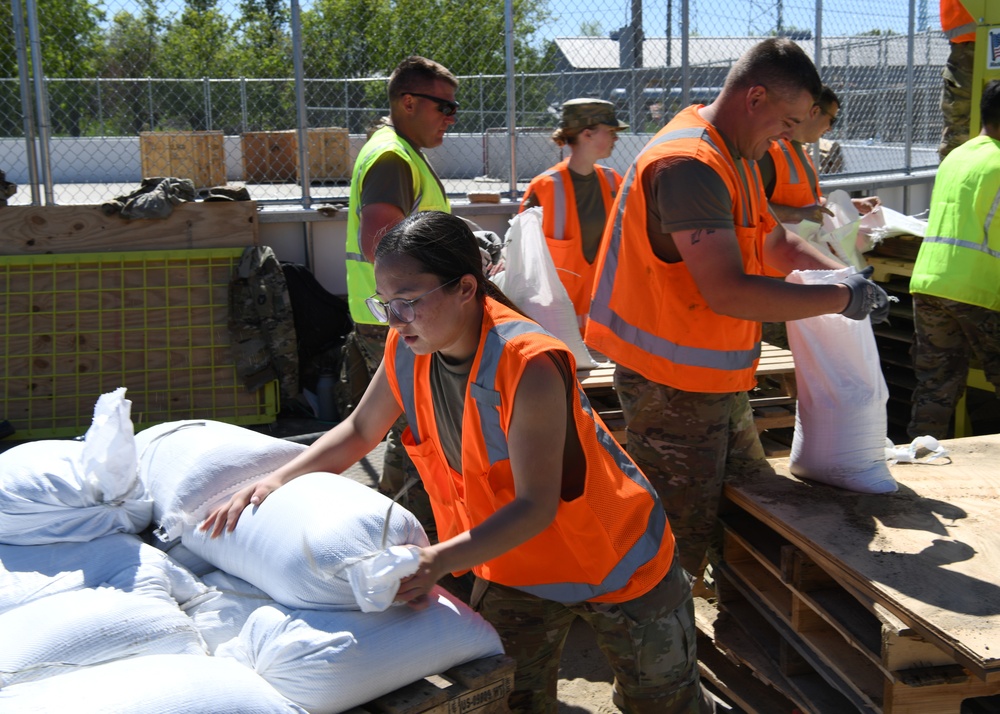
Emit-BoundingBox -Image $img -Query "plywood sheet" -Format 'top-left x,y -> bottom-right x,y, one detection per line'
0,202 -> 259,256
724,434 -> 1000,679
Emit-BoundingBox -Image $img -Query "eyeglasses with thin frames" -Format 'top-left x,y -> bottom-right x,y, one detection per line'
405,92 -> 459,117
366,277 -> 460,324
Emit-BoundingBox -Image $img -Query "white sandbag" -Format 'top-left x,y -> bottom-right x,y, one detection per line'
216,586 -> 504,714
184,570 -> 276,653
182,472 -> 429,610
0,587 -> 207,686
135,419 -> 306,542
0,653 -> 308,714
0,532 -> 208,615
860,204 -> 928,241
0,388 -> 151,545
786,268 -> 897,494
492,207 -> 597,368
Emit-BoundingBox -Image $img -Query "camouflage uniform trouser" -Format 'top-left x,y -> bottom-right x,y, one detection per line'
614,364 -> 766,578
334,322 -> 436,539
475,552 -> 712,714
908,294 -> 1000,440
939,40 -> 975,161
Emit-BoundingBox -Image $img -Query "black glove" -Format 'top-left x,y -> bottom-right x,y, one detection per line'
839,265 -> 893,323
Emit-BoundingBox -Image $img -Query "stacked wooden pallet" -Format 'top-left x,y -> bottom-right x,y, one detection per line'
713,434 -> 1000,714
577,342 -> 798,453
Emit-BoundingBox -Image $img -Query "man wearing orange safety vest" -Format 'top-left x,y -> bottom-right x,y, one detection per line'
939,0 -> 977,159
759,85 -> 880,227
585,38 -> 891,580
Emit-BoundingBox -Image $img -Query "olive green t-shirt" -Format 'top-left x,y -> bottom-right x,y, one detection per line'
359,130 -> 447,214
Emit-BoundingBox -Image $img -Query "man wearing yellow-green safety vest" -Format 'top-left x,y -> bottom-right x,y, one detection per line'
338,55 -> 457,534
908,79 -> 1000,439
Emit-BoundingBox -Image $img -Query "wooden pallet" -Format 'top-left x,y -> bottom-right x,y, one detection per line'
342,654 -> 515,714
717,442 -> 1000,714
865,255 -> 914,284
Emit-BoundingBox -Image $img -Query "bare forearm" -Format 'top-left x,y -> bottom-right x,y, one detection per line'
713,275 -> 850,322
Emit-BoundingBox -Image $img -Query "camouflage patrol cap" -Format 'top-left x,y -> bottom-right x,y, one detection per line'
560,98 -> 629,131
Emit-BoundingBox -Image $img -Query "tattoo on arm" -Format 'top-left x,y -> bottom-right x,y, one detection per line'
690,229 -> 715,245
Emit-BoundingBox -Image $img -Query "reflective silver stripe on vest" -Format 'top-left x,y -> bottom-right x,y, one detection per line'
945,22 -> 977,40
599,166 -> 617,191
394,340 -> 421,444
731,154 -> 755,228
543,168 -> 567,240
778,141 -> 800,184
922,184 -> 1000,259
346,251 -> 366,263
473,319 -> 541,465
591,126 -> 762,372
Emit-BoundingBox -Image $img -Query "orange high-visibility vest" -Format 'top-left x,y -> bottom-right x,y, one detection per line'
767,138 -> 821,208
940,0 -> 976,43
586,105 -> 773,393
520,160 -> 622,329
384,297 -> 675,604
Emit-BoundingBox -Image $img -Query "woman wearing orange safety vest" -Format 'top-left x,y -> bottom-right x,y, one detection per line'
202,210 -> 709,714
520,99 -> 625,331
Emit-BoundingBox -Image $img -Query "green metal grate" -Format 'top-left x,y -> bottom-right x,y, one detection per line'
1,248 -> 277,439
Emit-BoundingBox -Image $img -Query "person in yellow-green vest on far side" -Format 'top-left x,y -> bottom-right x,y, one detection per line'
337,55 -> 458,537
908,79 -> 1000,440
519,99 -> 626,332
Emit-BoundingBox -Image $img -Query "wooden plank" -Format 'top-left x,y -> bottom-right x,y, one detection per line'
724,435 -> 1000,679
0,202 -> 259,256
342,654 -> 514,714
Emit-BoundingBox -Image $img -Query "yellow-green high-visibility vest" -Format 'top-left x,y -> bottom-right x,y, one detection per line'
345,126 -> 451,324
911,135 -> 1000,312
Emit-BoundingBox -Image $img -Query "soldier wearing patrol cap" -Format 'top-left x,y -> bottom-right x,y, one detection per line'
519,98 -> 627,332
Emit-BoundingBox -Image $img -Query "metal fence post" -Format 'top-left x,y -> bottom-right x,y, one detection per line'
25,0 -> 53,204
291,0 -> 310,208
504,0 -> 516,197
240,76 -> 248,133
203,76 -> 212,130
814,0 -> 823,167
11,0 -> 39,204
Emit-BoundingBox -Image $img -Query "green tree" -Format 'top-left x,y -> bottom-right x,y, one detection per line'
580,20 -> 602,37
97,2 -> 165,134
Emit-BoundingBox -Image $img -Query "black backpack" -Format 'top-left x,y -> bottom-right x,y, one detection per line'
280,262 -> 353,396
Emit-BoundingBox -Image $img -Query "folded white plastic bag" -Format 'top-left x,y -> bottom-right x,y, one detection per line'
492,207 -> 597,368
182,472 -> 429,610
786,268 -> 897,494
0,388 -> 151,545
346,544 -> 421,613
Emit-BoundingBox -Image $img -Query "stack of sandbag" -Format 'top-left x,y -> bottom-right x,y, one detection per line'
0,391 -> 302,712
0,396 -> 504,714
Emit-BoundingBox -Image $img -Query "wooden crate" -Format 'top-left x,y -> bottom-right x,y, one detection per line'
343,654 -> 515,714
305,127 -> 350,181
140,131 -> 226,189
239,128 -> 350,183
241,130 -> 298,182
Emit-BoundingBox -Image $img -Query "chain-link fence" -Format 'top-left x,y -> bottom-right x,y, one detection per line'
1,0 -> 945,206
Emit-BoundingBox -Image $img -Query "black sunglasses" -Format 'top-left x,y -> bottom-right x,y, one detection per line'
406,92 -> 459,117
821,108 -> 838,128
